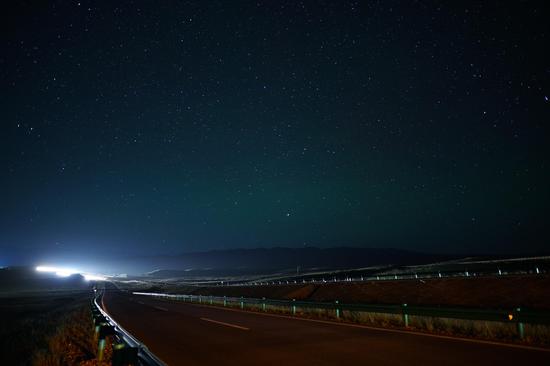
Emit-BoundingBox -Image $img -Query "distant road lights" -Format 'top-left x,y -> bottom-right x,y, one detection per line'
36,265 -> 106,281
36,265 -> 59,273
84,274 -> 107,281
56,270 -> 75,277
36,265 -> 77,277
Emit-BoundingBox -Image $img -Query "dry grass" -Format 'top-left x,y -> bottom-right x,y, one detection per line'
522,323 -> 550,346
339,310 -> 550,346
1,293 -> 90,365
32,306 -> 113,366
342,310 -> 403,327
0,292 -> 113,366
408,316 -> 516,340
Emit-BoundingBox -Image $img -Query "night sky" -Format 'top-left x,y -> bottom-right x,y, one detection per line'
1,1 -> 549,266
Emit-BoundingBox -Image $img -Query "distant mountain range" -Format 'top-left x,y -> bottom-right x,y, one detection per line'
139,247 -> 450,277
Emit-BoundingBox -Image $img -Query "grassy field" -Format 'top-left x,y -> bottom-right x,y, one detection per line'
0,291 -> 110,366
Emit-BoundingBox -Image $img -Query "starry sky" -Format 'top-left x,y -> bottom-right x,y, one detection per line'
1,1 -> 549,266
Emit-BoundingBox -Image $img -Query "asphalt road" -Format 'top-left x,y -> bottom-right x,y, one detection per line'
102,290 -> 549,366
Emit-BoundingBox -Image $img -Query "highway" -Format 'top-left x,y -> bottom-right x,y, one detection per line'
102,290 -> 549,366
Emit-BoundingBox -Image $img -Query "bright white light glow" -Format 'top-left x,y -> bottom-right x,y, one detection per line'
56,270 -> 75,277
83,274 -> 106,281
37,266 -> 77,276
36,266 -> 64,273
36,265 -> 107,281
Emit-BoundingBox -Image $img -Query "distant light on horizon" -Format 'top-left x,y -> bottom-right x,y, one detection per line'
55,270 -> 75,277
36,266 -> 77,276
83,274 -> 107,281
36,265 -> 107,281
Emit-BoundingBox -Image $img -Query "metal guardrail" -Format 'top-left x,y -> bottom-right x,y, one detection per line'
92,292 -> 166,366
217,266 -> 546,287
133,291 -> 550,340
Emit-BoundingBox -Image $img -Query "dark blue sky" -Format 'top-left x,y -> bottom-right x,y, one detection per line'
1,1 -> 549,265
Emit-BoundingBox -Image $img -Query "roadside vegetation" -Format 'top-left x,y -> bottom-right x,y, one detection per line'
32,305 -> 113,366
345,311 -> 550,346
0,292 -> 111,365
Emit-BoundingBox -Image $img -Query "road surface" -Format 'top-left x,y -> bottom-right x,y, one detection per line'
102,290 -> 549,366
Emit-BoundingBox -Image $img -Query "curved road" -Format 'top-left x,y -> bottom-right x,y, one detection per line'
102,290 -> 549,366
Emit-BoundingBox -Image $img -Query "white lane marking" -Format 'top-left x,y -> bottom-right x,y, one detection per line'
200,317 -> 250,331
154,306 -> 168,312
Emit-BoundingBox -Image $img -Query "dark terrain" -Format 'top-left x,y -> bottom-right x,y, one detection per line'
0,268 -> 93,365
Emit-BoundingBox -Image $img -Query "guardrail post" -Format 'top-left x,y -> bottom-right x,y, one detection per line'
98,338 -> 106,361
292,299 -> 296,315
112,343 -> 138,366
514,308 -> 525,339
93,315 -> 107,340
97,323 -> 115,361
402,303 -> 409,327
335,300 -> 340,319
517,322 -> 525,339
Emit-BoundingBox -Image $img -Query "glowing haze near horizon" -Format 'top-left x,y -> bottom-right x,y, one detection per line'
1,1 -> 549,269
